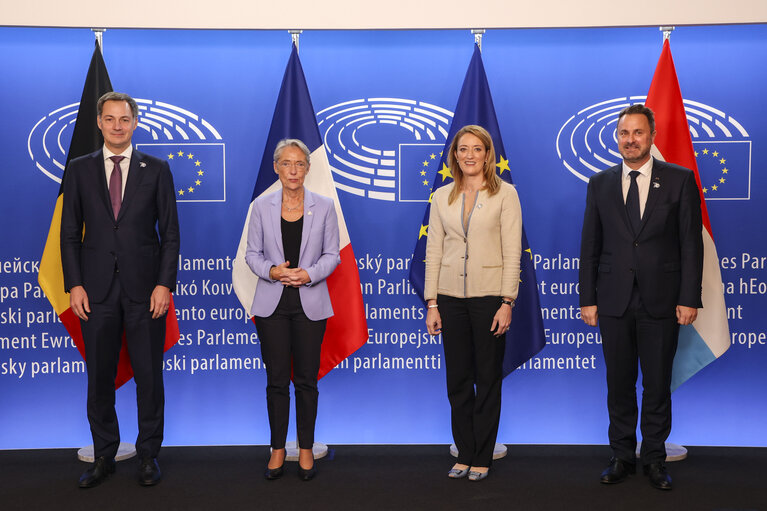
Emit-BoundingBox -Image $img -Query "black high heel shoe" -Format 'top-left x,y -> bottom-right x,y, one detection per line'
264,464 -> 284,480
297,464 -> 316,481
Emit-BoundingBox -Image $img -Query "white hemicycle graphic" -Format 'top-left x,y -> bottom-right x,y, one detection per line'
317,98 -> 453,202
556,96 -> 751,191
28,99 -> 223,185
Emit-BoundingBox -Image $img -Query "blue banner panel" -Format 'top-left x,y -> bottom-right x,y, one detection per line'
0,25 -> 765,449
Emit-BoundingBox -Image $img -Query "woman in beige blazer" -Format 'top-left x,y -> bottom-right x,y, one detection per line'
425,125 -> 522,482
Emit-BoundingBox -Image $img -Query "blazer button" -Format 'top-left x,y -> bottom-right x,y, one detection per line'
634,242 -> 639,247
114,225 -> 119,230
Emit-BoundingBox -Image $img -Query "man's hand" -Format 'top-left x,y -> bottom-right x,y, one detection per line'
69,285 -> 90,321
150,285 -> 171,320
676,305 -> 698,326
581,305 -> 598,327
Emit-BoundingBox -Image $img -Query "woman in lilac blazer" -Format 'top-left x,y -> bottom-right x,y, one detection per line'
245,139 -> 340,481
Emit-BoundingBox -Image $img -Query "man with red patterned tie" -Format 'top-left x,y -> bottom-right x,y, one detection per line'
61,92 -> 180,488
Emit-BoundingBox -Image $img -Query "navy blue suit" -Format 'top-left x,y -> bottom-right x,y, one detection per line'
61,148 -> 179,459
579,158 -> 702,464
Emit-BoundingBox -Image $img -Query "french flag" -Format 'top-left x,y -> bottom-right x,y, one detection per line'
645,38 -> 730,391
231,44 -> 368,379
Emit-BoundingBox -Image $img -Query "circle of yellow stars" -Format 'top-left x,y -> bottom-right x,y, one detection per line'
694,147 -> 728,195
167,150 -> 205,196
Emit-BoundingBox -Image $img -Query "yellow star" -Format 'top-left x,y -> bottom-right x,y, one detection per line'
420,170 -> 426,176
702,187 -> 708,194
430,153 -> 437,160
722,168 -> 728,174
168,153 -> 174,159
178,189 -> 184,195
711,184 -> 718,191
422,179 -> 429,186
437,163 -> 453,182
429,191 -> 435,203
719,177 -> 726,184
187,153 -> 194,159
195,179 -> 202,186
694,151 -> 698,157
422,160 -> 429,167
712,151 -> 719,157
418,224 -> 428,239
719,158 -> 726,164
702,148 -> 709,155
439,151 -> 443,157
195,160 -> 202,167
496,155 -> 510,175
177,150 -> 184,157
525,247 -> 533,261
188,186 -> 194,193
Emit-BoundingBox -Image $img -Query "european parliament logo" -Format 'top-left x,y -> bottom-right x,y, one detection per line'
316,98 -> 453,202
28,98 -> 226,202
555,97 -> 751,200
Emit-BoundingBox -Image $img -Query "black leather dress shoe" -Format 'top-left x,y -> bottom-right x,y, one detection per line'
264,465 -> 284,480
78,456 -> 115,488
600,457 -> 636,484
138,457 -> 162,486
644,462 -> 673,490
297,465 -> 316,481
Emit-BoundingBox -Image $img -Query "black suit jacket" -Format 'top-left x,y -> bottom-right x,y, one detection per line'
579,159 -> 703,318
61,149 -> 180,303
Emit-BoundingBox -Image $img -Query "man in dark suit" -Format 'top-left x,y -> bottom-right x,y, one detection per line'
61,92 -> 180,488
579,104 -> 702,490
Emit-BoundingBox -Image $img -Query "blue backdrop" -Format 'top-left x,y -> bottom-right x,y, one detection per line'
1,24 -> 765,448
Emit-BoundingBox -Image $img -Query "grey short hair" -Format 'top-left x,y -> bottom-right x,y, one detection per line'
273,138 -> 311,165
97,92 -> 139,118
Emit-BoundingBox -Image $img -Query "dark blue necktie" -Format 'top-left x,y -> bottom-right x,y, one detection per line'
626,170 -> 641,234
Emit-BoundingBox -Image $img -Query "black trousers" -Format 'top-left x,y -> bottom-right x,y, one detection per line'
599,284 -> 679,465
255,289 -> 325,450
438,294 -> 505,467
80,276 -> 166,460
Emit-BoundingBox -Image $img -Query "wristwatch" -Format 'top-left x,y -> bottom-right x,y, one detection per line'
501,298 -> 515,307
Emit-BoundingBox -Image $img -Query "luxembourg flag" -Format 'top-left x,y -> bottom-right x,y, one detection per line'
231,44 -> 368,379
645,38 -> 730,391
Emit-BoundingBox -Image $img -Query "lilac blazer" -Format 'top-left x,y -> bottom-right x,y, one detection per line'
245,188 -> 340,321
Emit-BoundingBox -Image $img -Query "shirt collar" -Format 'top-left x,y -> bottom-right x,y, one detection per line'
103,145 -> 133,162
622,156 -> 653,179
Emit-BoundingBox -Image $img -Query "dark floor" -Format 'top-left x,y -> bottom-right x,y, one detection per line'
0,445 -> 764,511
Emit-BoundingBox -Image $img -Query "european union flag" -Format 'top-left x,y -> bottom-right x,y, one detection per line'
408,44 -> 546,376
399,143 -> 442,202
136,143 -> 226,202
694,141 -> 751,200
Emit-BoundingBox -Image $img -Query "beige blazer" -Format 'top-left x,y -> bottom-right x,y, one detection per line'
424,181 -> 522,301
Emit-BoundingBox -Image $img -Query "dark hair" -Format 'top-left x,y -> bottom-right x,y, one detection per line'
97,92 -> 139,118
617,104 -> 655,133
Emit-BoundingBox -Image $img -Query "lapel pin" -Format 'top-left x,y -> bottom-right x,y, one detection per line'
308,211 -> 313,216
653,182 -> 660,189
140,161 -> 147,168
476,203 -> 483,209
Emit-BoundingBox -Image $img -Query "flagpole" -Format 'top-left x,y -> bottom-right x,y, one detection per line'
278,28 -> 329,465
75,27 -> 137,465
447,28 -> 509,464
634,24 -> 688,464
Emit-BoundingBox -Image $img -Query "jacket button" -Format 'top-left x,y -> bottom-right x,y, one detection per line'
114,225 -> 119,230
634,242 -> 639,247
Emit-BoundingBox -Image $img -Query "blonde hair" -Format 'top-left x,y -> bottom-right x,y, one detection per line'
446,125 -> 501,205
